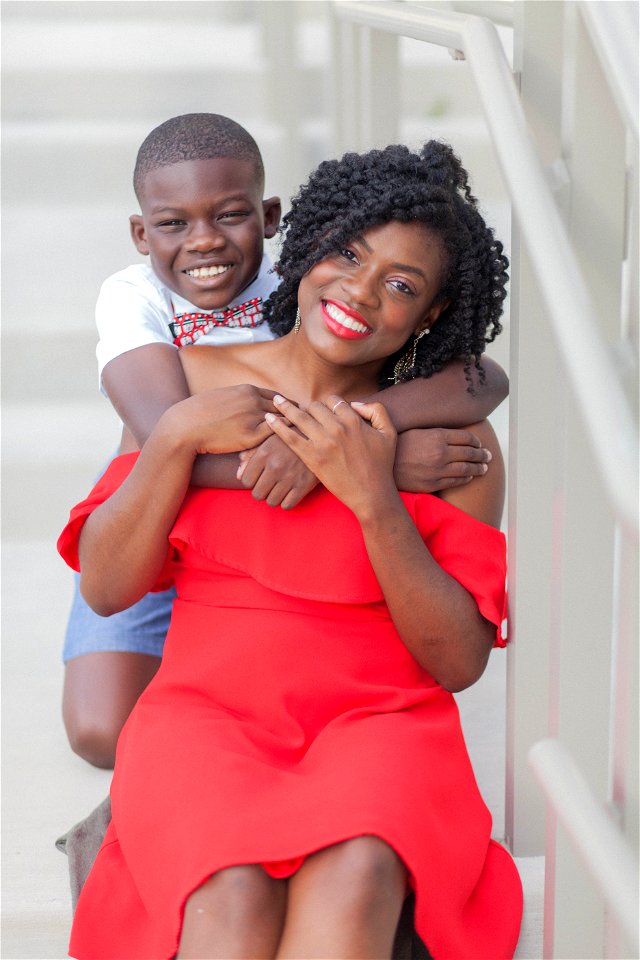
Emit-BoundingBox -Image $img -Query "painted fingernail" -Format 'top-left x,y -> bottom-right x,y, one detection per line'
484,450 -> 492,462
265,412 -> 277,423
351,401 -> 364,406
236,462 -> 247,479
481,463 -> 489,472
273,395 -> 285,405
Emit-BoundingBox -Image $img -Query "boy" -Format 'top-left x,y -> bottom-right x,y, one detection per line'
62,113 -> 508,770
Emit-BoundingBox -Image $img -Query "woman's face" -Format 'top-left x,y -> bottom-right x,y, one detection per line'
296,220 -> 449,370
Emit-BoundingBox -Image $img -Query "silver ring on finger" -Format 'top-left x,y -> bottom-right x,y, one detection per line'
332,400 -> 348,414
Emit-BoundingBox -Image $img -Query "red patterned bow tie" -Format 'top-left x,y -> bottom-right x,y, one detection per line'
169,297 -> 263,347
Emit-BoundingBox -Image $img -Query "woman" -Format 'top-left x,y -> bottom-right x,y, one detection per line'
59,141 -> 522,959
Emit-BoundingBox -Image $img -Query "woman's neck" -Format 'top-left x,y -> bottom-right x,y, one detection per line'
269,333 -> 382,404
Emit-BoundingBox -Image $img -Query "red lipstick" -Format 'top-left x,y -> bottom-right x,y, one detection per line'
321,300 -> 373,340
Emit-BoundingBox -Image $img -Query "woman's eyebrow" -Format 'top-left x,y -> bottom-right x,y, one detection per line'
355,235 -> 427,279
356,235 -> 373,253
391,261 -> 427,279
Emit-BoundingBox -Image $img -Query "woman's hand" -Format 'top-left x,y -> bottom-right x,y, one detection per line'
161,385 -> 278,456
268,396 -> 498,691
265,394 -> 398,518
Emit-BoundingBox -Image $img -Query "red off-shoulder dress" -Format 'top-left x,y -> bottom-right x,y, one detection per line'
58,453 -> 522,960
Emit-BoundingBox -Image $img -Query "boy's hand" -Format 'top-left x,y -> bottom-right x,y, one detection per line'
237,434 -> 318,509
393,428 -> 491,493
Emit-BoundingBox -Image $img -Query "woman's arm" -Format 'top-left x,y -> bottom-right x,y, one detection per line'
78,387 -> 277,615
265,396 -> 504,692
79,419 -> 195,616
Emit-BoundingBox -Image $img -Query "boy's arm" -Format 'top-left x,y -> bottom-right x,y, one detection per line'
367,356 -> 508,431
102,344 -> 243,488
102,344 -> 188,445
237,356 -> 507,505
366,355 -> 507,494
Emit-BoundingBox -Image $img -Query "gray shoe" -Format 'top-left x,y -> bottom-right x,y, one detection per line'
55,796 -> 112,911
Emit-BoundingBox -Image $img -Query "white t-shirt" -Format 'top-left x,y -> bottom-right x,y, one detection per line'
96,254 -> 279,388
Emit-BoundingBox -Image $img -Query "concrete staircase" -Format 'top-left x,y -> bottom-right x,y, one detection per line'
2,4 -> 530,957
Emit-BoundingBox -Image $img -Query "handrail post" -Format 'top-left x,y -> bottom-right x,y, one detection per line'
506,0 -> 567,860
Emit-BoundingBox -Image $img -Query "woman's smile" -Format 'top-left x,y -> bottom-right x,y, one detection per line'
321,300 -> 373,340
297,220 -> 450,369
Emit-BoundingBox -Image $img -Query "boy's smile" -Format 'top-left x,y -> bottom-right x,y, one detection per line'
130,157 -> 281,310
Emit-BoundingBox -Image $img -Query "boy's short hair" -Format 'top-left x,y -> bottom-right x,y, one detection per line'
133,113 -> 265,200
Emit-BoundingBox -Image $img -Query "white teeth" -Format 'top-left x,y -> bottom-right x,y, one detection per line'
325,302 -> 369,333
186,265 -> 231,278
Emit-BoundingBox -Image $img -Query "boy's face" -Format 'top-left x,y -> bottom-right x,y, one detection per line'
130,158 -> 281,310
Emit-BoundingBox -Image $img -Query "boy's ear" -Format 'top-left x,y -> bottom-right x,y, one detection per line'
129,215 -> 149,256
262,197 -> 282,239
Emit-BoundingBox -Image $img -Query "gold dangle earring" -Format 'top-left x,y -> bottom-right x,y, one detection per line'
293,308 -> 301,333
393,328 -> 429,384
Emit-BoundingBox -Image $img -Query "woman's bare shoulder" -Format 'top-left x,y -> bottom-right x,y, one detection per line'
179,342 -> 275,394
438,419 -> 505,529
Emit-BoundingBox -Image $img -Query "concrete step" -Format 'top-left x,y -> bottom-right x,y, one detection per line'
0,0 -> 257,24
1,118 -> 327,207
2,400 -> 121,541
2,331 -> 100,402
1,7 -> 330,123
1,539 -> 112,958
1,203 -> 137,337
1,7 -> 501,125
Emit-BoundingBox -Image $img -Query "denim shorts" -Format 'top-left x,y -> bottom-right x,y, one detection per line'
62,571 -> 175,662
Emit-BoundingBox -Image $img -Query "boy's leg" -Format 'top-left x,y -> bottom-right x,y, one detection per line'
63,652 -> 161,769
62,572 -> 173,769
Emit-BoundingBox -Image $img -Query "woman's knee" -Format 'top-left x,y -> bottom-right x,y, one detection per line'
185,865 -> 283,923
320,837 -> 406,910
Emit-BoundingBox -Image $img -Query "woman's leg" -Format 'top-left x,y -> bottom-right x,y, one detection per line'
277,836 -> 407,959
178,865 -> 287,960
63,651 -> 161,768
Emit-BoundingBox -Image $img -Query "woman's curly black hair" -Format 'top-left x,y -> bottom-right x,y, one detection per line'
264,140 -> 509,388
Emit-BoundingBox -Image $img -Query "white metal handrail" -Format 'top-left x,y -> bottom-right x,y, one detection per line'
529,738 -> 639,952
334,0 -> 638,534
579,0 -> 639,140
448,1 -> 514,28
